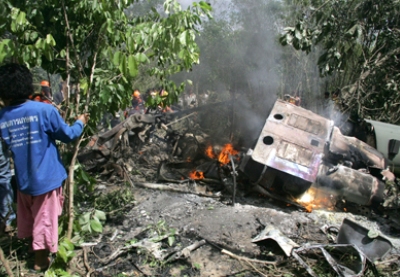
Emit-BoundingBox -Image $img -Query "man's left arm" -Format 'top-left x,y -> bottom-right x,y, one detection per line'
47,108 -> 85,143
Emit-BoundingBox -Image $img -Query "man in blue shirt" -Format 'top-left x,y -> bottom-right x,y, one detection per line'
0,63 -> 88,271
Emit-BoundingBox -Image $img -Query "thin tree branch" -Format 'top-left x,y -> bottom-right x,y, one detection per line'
61,0 -> 85,79
0,247 -> 14,277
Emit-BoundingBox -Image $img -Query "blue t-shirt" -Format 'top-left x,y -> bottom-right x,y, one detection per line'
0,100 -> 84,196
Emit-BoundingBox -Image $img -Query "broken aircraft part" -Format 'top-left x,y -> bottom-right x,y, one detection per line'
292,244 -> 367,277
315,164 -> 385,206
365,119 -> 400,169
252,225 -> 299,257
336,218 -> 392,262
239,99 -> 390,209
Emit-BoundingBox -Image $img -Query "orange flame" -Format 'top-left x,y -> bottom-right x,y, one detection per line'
218,143 -> 238,165
296,187 -> 334,212
205,145 -> 216,159
189,170 -> 204,180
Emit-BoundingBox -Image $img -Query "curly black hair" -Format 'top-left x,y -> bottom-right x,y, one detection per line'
0,63 -> 34,100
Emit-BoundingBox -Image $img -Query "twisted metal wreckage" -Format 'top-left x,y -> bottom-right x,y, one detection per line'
78,99 -> 400,276
79,99 -> 399,209
240,99 -> 396,210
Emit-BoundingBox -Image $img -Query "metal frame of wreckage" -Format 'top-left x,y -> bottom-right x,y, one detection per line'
238,99 -> 396,209
78,99 -> 399,211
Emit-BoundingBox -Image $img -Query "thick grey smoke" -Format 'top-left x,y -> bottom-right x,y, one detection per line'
173,0 -> 326,148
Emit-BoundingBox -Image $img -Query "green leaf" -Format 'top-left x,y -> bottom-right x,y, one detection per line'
34,38 -> 44,49
79,212 -> 91,225
168,235 -> 175,247
81,223 -> 91,232
11,8 -> 19,20
90,219 -> 103,233
80,169 -> 90,182
295,29 -> 302,40
128,55 -> 138,77
44,46 -> 54,61
178,30 -> 187,46
46,34 -> 56,47
135,52 -> 148,63
10,21 -> 16,32
58,246 -> 68,263
113,51 -> 122,66
60,238 -> 75,251
119,55 -> 127,76
127,36 -> 134,53
30,31 -> 38,41
94,210 -> 107,221
16,10 -> 26,26
106,18 -> 113,34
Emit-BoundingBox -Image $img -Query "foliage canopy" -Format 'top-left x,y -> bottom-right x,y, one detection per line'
280,0 -> 400,123
0,0 -> 212,125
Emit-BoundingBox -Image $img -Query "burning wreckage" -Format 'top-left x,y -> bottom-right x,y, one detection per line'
240,99 -> 396,212
77,99 -> 400,276
79,99 -> 398,212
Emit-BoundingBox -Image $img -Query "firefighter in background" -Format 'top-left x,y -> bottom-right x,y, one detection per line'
284,94 -> 301,106
124,89 -> 145,118
184,90 -> 198,108
30,80 -> 52,104
144,88 -> 173,114
159,89 -> 173,113
131,89 -> 144,113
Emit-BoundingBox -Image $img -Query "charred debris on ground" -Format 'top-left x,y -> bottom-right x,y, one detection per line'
67,99 -> 400,276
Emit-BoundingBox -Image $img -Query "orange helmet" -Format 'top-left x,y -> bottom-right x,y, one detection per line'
133,90 -> 140,98
41,80 -> 50,87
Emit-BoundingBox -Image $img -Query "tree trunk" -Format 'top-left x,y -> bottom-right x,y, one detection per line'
66,137 -> 83,239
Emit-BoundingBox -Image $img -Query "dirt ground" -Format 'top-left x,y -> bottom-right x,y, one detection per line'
1,180 -> 400,277
79,182 -> 400,277
2,107 -> 400,276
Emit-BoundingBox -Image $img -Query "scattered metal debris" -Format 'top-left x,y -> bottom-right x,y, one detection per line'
336,218 -> 392,262
252,225 -> 299,257
292,244 -> 367,277
76,98 -> 400,276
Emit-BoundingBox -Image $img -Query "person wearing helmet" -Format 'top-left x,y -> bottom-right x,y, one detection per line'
29,80 -> 52,104
159,89 -> 173,113
124,89 -> 144,118
159,89 -> 168,97
132,89 -> 140,98
41,81 -> 53,101
131,89 -> 143,109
